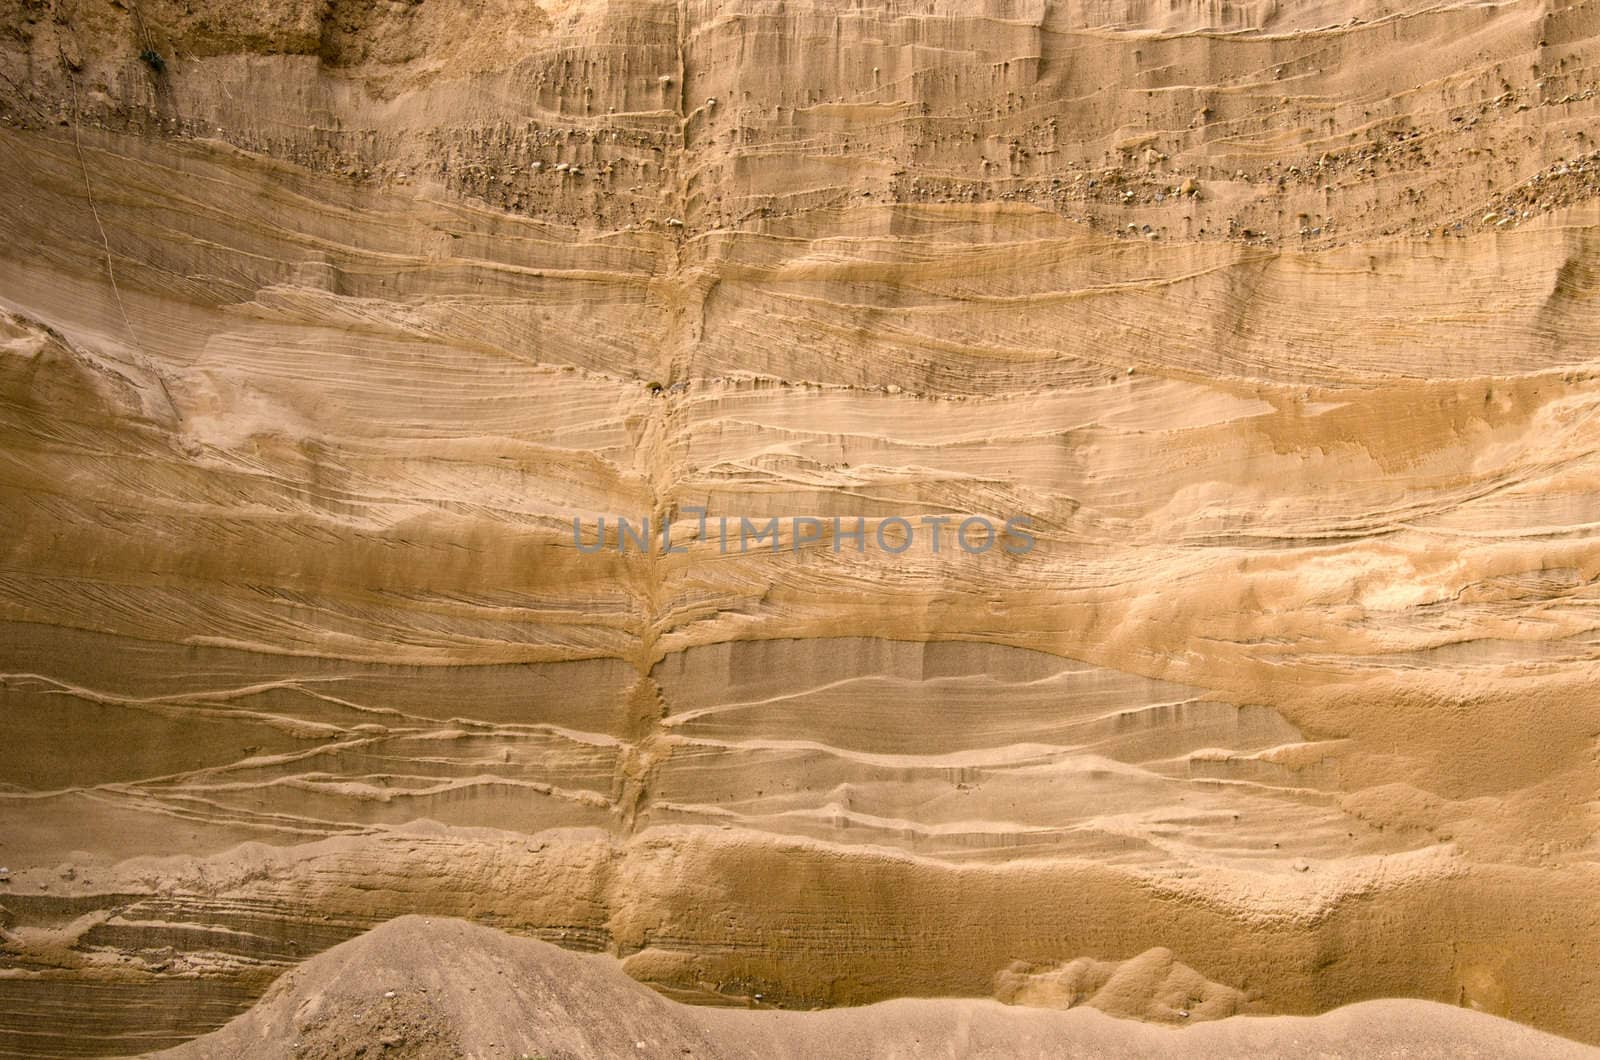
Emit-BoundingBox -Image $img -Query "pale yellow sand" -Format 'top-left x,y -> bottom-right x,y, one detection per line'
160,916 -> 1599,1060
3,0 -> 1600,1054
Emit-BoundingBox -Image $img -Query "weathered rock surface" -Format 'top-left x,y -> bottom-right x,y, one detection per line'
2,0 -> 1600,1054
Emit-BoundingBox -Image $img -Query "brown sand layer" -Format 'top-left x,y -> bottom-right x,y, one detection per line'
3,0 -> 1600,1054
159,916 -> 1600,1060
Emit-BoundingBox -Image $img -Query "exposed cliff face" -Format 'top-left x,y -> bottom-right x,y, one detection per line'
2,0 -> 1600,1054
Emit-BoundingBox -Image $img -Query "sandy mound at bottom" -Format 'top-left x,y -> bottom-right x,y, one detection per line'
992,947 -> 1250,1023
155,916 -> 1597,1060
